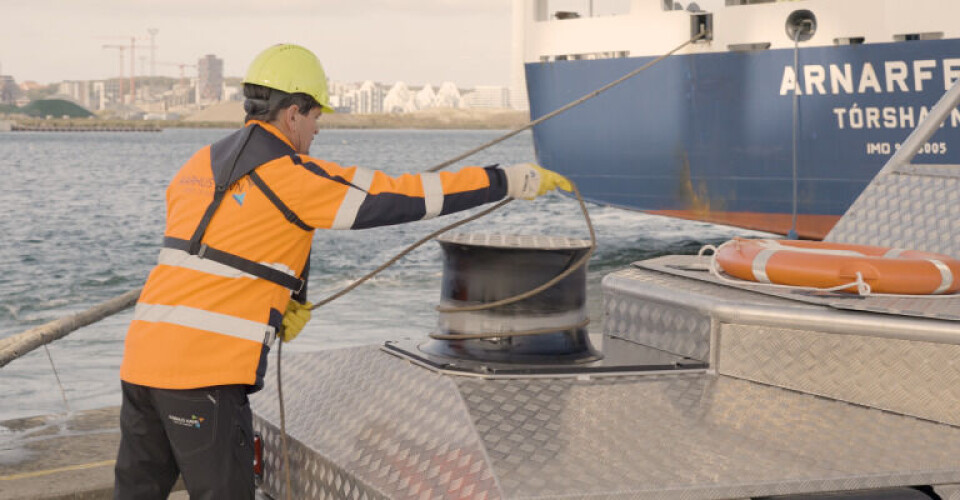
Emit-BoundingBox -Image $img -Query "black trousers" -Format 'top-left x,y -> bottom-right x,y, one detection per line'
114,381 -> 255,500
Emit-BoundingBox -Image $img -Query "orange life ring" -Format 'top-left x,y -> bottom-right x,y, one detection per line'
715,238 -> 960,295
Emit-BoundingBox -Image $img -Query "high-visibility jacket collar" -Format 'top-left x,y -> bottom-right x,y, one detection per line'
245,119 -> 296,151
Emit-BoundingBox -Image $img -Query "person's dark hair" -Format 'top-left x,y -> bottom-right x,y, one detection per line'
243,83 -> 319,122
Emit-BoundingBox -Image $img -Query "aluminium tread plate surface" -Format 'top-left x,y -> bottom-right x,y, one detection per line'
607,263 -> 817,308
826,166 -> 960,259
633,255 -> 960,321
718,322 -> 960,427
251,347 -> 960,500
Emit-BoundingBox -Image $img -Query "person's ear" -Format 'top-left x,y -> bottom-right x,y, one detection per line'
286,105 -> 301,125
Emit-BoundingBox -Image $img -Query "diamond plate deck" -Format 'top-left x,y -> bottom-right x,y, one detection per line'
826,165 -> 960,258
718,323 -> 960,427
601,266 -> 808,361
602,262 -> 960,425
602,277 -> 711,360
252,347 -> 501,500
253,348 -> 960,500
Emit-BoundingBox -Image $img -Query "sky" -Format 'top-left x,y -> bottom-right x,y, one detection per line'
1,0 -> 514,87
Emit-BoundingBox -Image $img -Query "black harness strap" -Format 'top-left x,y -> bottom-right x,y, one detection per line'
291,155 -> 368,192
168,124 -> 313,293
249,171 -> 313,231
187,126 -> 256,255
292,246 -> 311,303
166,237 -> 306,293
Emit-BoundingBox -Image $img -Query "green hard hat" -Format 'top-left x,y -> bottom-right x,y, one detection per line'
243,44 -> 334,113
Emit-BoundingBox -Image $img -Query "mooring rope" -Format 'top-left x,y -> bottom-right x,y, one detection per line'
309,29 -> 707,315
276,340 -> 292,500
0,289 -> 141,368
0,29 -> 706,361
43,344 -> 71,414
424,31 -> 706,174
3,30 -> 707,500
789,26 -> 802,240
276,33 -> 705,497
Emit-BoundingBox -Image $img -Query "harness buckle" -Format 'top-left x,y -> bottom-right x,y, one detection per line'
197,243 -> 209,259
263,326 -> 277,347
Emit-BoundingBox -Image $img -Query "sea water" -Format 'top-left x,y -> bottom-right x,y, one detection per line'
0,128 -> 761,420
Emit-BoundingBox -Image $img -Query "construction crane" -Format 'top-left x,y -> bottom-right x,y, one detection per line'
157,61 -> 197,87
99,36 -> 149,104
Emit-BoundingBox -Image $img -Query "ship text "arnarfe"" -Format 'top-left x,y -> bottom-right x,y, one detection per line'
780,59 -> 960,96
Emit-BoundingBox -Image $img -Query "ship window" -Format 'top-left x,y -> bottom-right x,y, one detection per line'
728,42 -> 771,52
893,32 -> 943,42
834,37 -> 865,45
725,0 -> 784,5
539,0 -> 631,20
691,13 -> 713,41
539,51 -> 630,63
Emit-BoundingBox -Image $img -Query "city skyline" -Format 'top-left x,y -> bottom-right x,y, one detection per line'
1,0 -> 514,86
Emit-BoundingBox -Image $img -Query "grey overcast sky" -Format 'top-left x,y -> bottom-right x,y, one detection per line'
1,0 -> 513,86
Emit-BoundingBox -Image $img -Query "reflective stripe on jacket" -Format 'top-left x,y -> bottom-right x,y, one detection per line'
121,121 -> 508,390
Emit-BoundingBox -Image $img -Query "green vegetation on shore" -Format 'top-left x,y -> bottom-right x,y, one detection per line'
19,99 -> 94,118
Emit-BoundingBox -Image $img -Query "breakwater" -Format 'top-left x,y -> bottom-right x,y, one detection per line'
6,121 -> 161,132
10,123 -> 162,132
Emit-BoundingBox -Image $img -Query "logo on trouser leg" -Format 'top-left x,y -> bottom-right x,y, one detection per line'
168,414 -> 206,428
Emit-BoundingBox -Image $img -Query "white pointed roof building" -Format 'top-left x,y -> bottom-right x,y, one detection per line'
415,84 -> 436,110
435,82 -> 463,109
383,81 -> 416,113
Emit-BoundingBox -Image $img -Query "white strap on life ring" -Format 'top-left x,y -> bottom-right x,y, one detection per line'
751,248 -> 776,283
883,248 -> 906,258
755,239 -> 865,257
929,259 -> 954,295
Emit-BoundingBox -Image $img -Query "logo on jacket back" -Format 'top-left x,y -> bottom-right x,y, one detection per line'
232,192 -> 246,205
168,414 -> 205,428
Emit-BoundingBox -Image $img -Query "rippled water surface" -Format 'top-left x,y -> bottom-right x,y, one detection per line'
0,128 -> 762,420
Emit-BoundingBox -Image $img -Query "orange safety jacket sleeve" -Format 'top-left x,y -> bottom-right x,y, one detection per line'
271,155 -> 509,230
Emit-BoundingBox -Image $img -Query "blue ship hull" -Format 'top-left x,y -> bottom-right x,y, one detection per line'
526,39 -> 960,238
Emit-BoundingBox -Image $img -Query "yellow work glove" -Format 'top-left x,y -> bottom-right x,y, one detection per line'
503,163 -> 573,200
533,165 -> 573,196
280,300 -> 312,343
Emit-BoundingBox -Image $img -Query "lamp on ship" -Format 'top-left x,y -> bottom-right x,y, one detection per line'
786,9 -> 817,42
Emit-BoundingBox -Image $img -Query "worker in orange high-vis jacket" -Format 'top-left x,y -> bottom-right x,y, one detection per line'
113,43 -> 572,500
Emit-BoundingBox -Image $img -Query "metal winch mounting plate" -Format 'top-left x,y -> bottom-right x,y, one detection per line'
382,335 -> 707,378
436,232 -> 592,250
